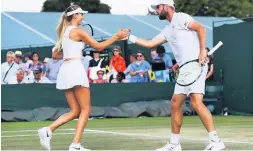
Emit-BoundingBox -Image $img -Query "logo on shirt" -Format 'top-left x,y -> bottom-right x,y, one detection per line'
184,21 -> 188,27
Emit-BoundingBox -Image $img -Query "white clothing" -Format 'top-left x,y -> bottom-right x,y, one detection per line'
81,55 -> 92,73
155,12 -> 206,95
61,26 -> 85,59
56,26 -> 89,90
26,71 -> 35,83
155,12 -> 199,66
174,65 -> 208,96
34,76 -> 52,84
25,60 -> 33,69
1,62 -> 20,84
57,60 -> 89,89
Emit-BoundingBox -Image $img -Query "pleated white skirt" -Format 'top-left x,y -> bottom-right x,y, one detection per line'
56,59 -> 89,90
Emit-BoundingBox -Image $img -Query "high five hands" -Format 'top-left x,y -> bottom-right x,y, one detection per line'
116,29 -> 131,41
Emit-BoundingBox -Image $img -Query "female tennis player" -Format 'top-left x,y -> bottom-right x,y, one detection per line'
128,0 -> 225,150
38,5 -> 129,151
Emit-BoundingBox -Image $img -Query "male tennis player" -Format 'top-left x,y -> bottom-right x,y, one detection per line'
128,0 -> 225,150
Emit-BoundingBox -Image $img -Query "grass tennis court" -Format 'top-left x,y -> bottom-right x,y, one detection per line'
2,116 -> 253,150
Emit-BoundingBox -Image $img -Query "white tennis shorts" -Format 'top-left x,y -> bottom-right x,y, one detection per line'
174,65 -> 208,96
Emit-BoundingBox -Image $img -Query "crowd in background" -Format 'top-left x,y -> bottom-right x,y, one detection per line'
1,45 -> 214,85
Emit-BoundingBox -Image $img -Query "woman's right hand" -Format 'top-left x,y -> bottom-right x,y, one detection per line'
116,29 -> 130,40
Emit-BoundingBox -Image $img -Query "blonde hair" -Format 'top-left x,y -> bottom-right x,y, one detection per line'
55,12 -> 68,51
55,5 -> 81,51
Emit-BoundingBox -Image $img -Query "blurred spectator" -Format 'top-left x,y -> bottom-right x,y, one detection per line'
129,54 -> 136,63
1,51 -> 20,84
45,58 -> 63,83
151,48 -> 158,58
82,51 -> 93,73
14,51 -> 26,70
129,52 -> 151,83
33,66 -> 52,84
30,52 -> 44,75
92,69 -> 107,84
142,54 -> 146,60
206,47 -> 214,80
24,53 -> 33,70
153,45 -> 173,69
124,54 -> 136,81
111,72 -> 129,83
110,46 -> 126,73
14,51 -> 22,64
89,50 -> 107,80
7,68 -> 29,84
25,69 -> 35,83
89,50 -> 107,68
43,57 -> 49,76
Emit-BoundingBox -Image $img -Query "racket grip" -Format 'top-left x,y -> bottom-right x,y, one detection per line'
208,41 -> 223,56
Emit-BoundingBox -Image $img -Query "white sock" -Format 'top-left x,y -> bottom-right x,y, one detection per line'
71,143 -> 80,147
209,131 -> 220,142
46,127 -> 52,135
170,133 -> 180,145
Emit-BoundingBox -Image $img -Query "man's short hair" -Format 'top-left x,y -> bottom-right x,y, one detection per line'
97,69 -> 105,75
156,45 -> 166,54
130,54 -> 137,58
6,51 -> 15,57
150,48 -> 157,52
113,45 -> 121,51
16,68 -> 25,74
136,51 -> 144,55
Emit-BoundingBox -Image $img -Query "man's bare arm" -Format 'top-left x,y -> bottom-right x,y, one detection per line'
129,35 -> 167,49
188,21 -> 206,52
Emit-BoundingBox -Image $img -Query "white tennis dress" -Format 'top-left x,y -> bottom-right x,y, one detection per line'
56,26 -> 89,90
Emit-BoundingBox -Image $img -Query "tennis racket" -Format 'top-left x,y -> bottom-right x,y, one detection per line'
174,41 -> 223,86
81,23 -> 94,52
81,23 -> 94,36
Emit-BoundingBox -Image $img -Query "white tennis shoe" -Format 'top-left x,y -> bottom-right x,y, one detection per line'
38,127 -> 52,150
155,143 -> 182,151
69,143 -> 91,151
204,140 -> 225,151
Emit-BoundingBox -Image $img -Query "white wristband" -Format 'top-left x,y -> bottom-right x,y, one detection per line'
129,35 -> 138,43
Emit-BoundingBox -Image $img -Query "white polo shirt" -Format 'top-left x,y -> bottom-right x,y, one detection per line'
155,12 -> 200,66
1,62 -> 20,84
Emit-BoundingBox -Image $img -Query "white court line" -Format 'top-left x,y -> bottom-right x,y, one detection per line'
127,15 -> 162,32
82,21 -> 113,36
3,133 -> 73,138
2,128 -> 75,133
2,128 -> 253,145
2,12 -> 56,44
85,129 -> 253,145
2,12 -> 112,43
1,132 -> 96,138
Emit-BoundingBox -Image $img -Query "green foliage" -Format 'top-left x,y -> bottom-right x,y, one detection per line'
42,0 -> 111,13
175,0 -> 253,18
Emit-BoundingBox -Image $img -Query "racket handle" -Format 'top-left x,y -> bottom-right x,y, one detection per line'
208,41 -> 223,56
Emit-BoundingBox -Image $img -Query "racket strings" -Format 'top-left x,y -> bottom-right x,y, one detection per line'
176,62 -> 202,86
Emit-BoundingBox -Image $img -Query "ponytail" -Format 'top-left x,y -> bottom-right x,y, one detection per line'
56,12 -> 68,51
